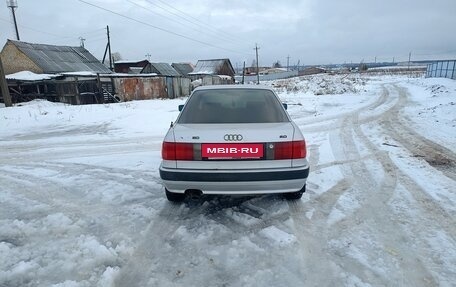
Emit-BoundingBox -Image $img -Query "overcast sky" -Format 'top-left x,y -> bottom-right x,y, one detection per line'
1,0 -> 455,67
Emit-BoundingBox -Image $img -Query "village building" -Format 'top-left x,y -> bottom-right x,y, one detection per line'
0,40 -> 114,104
0,40 -> 194,104
171,63 -> 194,76
243,66 -> 269,75
1,41 -> 237,105
142,62 -> 180,76
114,60 -> 149,74
1,39 -> 111,75
188,58 -> 235,85
114,60 -> 181,77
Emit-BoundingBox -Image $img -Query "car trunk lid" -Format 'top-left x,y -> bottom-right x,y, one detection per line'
172,122 -> 296,169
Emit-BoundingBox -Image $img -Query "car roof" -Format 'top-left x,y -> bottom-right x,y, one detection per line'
193,84 -> 275,92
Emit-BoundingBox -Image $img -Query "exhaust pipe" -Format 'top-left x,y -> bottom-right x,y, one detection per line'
185,189 -> 203,199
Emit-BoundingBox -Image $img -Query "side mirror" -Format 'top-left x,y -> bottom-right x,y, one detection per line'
178,104 -> 184,111
282,103 -> 288,110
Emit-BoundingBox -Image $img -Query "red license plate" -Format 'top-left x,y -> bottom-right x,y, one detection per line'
202,143 -> 264,159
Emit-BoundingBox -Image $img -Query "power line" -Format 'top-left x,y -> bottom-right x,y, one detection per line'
153,0 -> 245,43
127,0 -> 242,46
78,28 -> 107,37
76,0 -> 252,56
142,0 -> 244,45
82,31 -> 109,41
85,36 -> 109,42
0,17 -> 107,47
0,17 -> 74,39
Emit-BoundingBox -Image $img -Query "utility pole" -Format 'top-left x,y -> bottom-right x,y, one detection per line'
393,57 -> 395,64
6,0 -> 20,40
254,44 -> 260,84
102,25 -> 113,70
0,56 -> 13,107
107,25 -> 113,71
374,56 -> 377,64
286,55 -> 290,71
242,61 -> 245,84
408,51 -> 411,71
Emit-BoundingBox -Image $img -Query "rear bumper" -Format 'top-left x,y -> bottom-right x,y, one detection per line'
159,165 -> 309,195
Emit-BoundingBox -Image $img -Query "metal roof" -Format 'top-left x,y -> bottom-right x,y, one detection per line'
128,67 -> 144,74
10,40 -> 112,74
171,63 -> 193,76
149,62 -> 180,76
114,59 -> 148,64
189,59 -> 233,75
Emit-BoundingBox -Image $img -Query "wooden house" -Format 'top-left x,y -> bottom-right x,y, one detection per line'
0,39 -> 111,75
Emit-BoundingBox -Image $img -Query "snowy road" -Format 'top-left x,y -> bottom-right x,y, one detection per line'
0,75 -> 455,286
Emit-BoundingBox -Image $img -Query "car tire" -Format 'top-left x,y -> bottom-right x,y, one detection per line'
283,185 -> 306,200
165,188 -> 185,202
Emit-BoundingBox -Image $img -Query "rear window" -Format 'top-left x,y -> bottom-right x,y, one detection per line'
177,89 -> 289,124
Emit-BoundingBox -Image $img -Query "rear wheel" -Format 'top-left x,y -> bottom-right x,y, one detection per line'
165,188 -> 185,202
283,184 -> 306,200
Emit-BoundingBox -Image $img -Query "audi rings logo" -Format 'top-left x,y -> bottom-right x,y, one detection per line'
224,134 -> 243,141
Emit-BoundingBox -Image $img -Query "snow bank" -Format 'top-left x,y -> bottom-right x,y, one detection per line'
401,77 -> 456,151
269,74 -> 369,95
0,98 -> 186,142
6,71 -> 57,81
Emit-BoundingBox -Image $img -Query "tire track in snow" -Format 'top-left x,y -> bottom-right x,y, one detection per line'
337,86 -> 440,285
114,204 -> 185,287
364,85 -> 456,227
296,84 -> 393,133
291,83 -> 439,285
380,85 -> 456,180
356,85 -> 456,286
282,84 -> 411,285
355,84 -> 456,284
0,162 -> 161,247
286,180 -> 381,286
114,196 -> 308,286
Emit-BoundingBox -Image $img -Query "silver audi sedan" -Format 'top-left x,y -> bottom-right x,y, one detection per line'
159,85 -> 309,202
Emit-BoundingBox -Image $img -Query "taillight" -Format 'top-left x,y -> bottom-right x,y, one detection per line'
274,140 -> 306,159
292,140 -> 306,158
162,142 -> 194,160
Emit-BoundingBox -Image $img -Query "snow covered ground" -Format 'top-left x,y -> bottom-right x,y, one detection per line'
0,74 -> 455,286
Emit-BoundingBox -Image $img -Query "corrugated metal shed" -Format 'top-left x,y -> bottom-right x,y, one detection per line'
114,59 -> 149,73
172,63 -> 193,76
189,59 -> 235,77
9,40 -> 112,74
190,59 -> 225,75
148,63 -> 180,76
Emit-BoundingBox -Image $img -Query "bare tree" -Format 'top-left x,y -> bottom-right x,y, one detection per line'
111,52 -> 123,63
